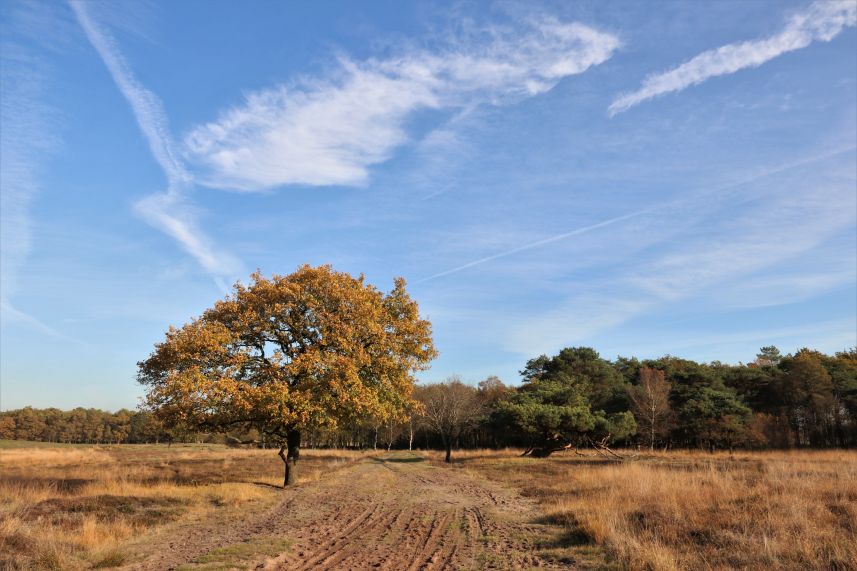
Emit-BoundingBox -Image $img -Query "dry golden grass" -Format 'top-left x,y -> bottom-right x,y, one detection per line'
437,448 -> 857,571
0,442 -> 365,570
5,442 -> 854,571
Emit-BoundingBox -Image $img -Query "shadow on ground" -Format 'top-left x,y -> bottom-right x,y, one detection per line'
251,481 -> 284,490
371,453 -> 425,464
532,514 -> 596,548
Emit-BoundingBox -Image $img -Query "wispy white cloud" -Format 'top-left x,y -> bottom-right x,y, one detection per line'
69,1 -> 241,282
620,319 -> 857,362
506,295 -> 653,356
416,145 -> 857,286
0,56 -> 51,306
134,193 -> 239,283
713,267 -> 856,309
69,1 -> 186,188
504,147 -> 857,355
628,186 -> 854,302
0,4 -> 63,334
609,0 -> 857,115
0,301 -> 76,342
184,17 -> 620,191
0,8 -> 83,342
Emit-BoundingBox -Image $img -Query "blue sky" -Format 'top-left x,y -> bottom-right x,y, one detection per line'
1,0 -> 855,411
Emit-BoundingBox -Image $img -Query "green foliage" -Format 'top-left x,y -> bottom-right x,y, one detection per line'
498,376 -> 596,443
665,361 -> 752,448
500,349 -> 636,451
756,345 -> 783,366
532,347 -> 630,413
677,385 -> 751,449
596,410 -> 637,441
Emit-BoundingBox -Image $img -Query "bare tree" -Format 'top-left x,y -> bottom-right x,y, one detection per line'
382,418 -> 406,451
417,377 -> 482,462
629,367 -> 672,450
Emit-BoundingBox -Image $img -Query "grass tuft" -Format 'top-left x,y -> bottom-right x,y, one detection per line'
92,548 -> 127,568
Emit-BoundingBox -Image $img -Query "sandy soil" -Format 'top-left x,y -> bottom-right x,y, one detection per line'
121,452 -> 565,570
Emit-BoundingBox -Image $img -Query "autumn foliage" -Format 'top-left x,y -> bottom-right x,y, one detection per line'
137,265 -> 436,484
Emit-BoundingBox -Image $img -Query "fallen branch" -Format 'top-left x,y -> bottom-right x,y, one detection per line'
601,445 -> 624,459
587,436 -> 624,460
588,441 -> 611,459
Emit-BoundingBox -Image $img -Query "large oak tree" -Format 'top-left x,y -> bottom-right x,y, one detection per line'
137,265 -> 436,485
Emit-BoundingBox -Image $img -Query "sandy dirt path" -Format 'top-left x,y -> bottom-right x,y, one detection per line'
124,452 -> 565,570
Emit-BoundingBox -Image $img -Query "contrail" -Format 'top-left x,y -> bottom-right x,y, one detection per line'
69,1 -> 188,189
415,143 -> 856,285
69,1 -> 240,286
415,208 -> 655,283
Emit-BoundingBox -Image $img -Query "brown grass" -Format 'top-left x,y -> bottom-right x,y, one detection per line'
0,442 -> 365,570
435,448 -> 857,571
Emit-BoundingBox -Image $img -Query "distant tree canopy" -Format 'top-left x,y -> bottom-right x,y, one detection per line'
497,348 -> 636,456
0,408 -> 169,444
4,346 -> 855,459
137,265 -> 436,485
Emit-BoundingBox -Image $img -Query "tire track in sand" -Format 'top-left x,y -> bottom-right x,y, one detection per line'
124,452 -> 564,570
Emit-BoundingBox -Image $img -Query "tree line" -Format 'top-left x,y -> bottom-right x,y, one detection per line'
4,345 -> 854,454
396,344 -> 857,458
0,408 -> 171,444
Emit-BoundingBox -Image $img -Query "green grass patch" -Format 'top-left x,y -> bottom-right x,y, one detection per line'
537,543 -> 621,571
373,451 -> 424,463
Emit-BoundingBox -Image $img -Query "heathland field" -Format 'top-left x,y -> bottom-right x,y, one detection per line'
0,441 -> 854,571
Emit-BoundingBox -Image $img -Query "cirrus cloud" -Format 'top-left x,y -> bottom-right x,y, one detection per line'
184,18 -> 620,191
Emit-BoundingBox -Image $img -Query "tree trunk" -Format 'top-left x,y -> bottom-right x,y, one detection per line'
444,440 -> 452,463
408,421 -> 414,451
386,421 -> 394,451
647,402 -> 653,451
278,429 -> 301,487
650,421 -> 655,451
